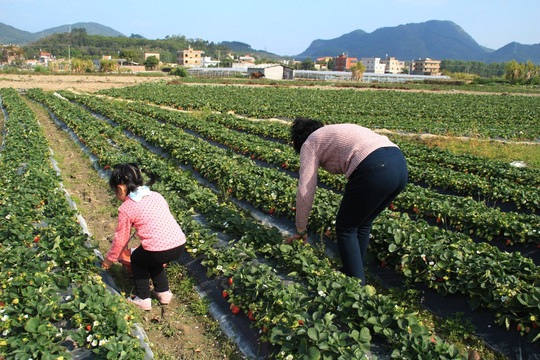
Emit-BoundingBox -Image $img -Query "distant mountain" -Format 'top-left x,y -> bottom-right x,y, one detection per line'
219,41 -> 284,60
296,20 -> 540,64
483,42 -> 540,63
3,20 -> 539,63
0,22 -> 124,44
0,22 -> 38,44
303,30 -> 367,59
220,41 -> 255,53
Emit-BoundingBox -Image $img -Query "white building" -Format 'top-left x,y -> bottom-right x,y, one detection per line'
247,64 -> 293,80
380,57 -> 406,74
360,57 -> 386,73
232,62 -> 252,70
238,55 -> 255,63
201,56 -> 220,67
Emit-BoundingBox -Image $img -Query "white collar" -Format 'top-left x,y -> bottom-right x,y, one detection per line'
129,186 -> 151,202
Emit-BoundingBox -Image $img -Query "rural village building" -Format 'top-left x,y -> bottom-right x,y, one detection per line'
334,54 -> 358,71
412,58 -> 441,76
39,52 -> 53,64
380,56 -> 406,74
238,55 -> 256,63
201,56 -> 220,67
360,57 -> 386,73
177,46 -> 204,67
247,64 -> 294,80
144,52 -> 160,60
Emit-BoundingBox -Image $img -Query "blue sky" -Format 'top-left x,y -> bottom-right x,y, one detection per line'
1,0 -> 539,56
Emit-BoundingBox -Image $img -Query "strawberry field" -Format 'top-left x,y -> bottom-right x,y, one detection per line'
1,82 -> 539,360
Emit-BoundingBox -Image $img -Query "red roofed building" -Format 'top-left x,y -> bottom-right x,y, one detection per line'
334,54 -> 357,71
39,52 -> 53,64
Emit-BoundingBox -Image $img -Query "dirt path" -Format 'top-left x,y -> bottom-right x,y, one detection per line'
25,98 -> 243,359
0,73 -> 165,92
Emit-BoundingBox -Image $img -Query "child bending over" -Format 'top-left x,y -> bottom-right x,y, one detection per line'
102,163 -> 186,310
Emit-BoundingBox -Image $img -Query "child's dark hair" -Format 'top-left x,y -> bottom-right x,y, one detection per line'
109,163 -> 157,194
290,117 -> 324,153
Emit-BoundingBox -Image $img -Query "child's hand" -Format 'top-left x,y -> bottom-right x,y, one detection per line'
102,258 -> 113,269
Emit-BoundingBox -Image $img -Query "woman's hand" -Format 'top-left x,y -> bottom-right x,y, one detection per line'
102,258 -> 113,270
286,233 -> 307,244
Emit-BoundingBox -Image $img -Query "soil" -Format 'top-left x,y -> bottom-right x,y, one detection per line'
23,93 -> 243,359
0,73 -> 165,92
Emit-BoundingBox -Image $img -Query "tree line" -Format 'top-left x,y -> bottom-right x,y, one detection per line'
20,28 -> 232,64
4,29 -> 539,83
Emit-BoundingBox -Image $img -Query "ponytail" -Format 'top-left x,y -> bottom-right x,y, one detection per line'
141,168 -> 157,187
109,163 -> 158,194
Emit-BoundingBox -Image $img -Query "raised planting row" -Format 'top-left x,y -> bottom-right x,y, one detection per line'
115,98 -> 538,245
98,82 -> 540,141
27,88 -> 470,359
44,89 -> 540,341
0,88 -> 147,360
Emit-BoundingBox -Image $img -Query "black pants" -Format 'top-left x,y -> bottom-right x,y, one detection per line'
131,244 -> 185,299
336,147 -> 408,284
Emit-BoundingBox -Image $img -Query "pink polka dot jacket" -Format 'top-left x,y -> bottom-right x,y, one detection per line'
106,191 -> 186,262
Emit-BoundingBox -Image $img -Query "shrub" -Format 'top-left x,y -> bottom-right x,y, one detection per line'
171,67 -> 188,77
33,65 -> 49,73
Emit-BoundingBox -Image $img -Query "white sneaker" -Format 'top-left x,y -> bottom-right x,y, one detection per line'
152,290 -> 173,305
127,296 -> 151,311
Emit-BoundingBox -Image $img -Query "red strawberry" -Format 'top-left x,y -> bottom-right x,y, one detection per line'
325,229 -> 331,237
389,203 -> 395,210
34,236 -> 40,243
228,278 -> 233,285
269,208 -> 275,214
222,291 -> 228,298
248,310 -> 255,321
298,320 -> 304,325
413,207 -> 419,213
0,302 -> 5,307
86,325 -> 92,331
430,336 -> 436,344
230,304 -> 240,314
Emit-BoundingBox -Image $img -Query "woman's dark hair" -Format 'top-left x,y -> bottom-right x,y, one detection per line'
109,163 -> 157,194
290,117 -> 324,153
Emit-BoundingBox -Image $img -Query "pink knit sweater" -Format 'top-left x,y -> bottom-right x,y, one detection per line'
107,191 -> 186,262
295,124 -> 398,229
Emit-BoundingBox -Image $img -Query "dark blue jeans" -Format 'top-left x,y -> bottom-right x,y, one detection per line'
336,147 -> 408,285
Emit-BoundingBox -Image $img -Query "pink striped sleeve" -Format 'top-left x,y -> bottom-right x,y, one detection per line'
295,143 -> 319,229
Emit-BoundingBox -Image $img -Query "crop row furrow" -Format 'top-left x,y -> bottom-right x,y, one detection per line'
52,90 -> 540,338
98,83 -> 540,141
0,88 -> 146,360
87,96 -> 539,246
28,88 -> 469,359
